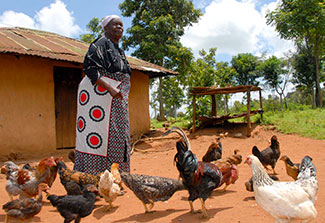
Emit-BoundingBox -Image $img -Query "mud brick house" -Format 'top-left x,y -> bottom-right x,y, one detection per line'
0,27 -> 177,158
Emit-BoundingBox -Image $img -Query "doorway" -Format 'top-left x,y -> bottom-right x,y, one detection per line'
54,67 -> 82,149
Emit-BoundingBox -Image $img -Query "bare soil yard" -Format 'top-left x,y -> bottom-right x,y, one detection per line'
0,125 -> 324,223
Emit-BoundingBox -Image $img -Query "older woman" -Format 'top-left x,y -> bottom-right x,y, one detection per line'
74,15 -> 132,175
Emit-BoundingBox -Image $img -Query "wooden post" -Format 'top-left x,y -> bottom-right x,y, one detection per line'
246,89 -> 251,137
211,95 -> 216,116
259,89 -> 263,119
192,95 -> 196,133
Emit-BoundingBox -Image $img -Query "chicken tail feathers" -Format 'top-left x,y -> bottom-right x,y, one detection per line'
298,155 -> 316,179
163,126 -> 191,151
252,146 -> 262,160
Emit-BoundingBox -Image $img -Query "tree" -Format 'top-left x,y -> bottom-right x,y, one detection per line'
80,17 -> 103,43
259,56 -> 289,110
266,0 -> 325,107
291,41 -> 319,107
119,0 -> 201,121
231,53 -> 260,86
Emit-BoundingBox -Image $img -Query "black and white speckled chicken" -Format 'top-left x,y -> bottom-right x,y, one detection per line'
121,172 -> 185,213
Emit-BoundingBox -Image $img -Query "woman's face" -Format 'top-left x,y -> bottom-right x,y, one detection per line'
105,18 -> 123,42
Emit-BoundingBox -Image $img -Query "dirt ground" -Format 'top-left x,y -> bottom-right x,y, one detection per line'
0,125 -> 324,223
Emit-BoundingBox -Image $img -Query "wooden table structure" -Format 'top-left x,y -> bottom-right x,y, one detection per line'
191,85 -> 263,136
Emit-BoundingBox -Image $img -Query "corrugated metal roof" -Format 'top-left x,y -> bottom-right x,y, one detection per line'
0,27 -> 178,78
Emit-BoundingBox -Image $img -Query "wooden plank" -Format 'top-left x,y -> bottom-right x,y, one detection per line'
211,95 -> 216,116
192,95 -> 196,132
247,88 -> 251,137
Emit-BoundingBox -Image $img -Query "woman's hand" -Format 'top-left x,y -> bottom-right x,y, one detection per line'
96,77 -> 123,99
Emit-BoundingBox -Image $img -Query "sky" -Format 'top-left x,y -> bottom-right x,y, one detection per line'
0,0 -> 296,110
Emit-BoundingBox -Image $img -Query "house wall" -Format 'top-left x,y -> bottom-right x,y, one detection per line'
0,54 -> 82,159
129,70 -> 150,139
0,54 -> 151,159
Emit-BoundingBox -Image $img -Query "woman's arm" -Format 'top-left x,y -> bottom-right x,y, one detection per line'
96,77 -> 123,99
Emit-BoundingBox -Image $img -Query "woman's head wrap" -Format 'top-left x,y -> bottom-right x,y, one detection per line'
101,15 -> 121,30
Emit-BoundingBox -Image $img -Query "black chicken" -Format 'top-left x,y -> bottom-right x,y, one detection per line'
252,135 -> 280,174
164,127 -> 223,219
47,184 -> 98,223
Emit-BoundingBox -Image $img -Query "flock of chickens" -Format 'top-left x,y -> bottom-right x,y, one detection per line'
0,126 -> 318,222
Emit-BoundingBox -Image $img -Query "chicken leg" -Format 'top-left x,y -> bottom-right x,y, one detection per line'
199,198 -> 210,219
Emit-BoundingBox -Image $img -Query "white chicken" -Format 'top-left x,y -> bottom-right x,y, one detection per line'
245,155 -> 318,223
98,169 -> 121,211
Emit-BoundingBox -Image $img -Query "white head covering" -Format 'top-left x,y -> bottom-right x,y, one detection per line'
101,15 -> 121,30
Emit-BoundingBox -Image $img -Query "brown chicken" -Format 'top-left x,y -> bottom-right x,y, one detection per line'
252,135 -> 280,174
110,163 -> 125,194
98,170 -> 121,211
280,155 -> 300,180
121,172 -> 185,213
56,160 -> 102,195
3,183 -> 49,223
202,138 -> 222,162
214,150 -> 242,191
4,157 -> 56,199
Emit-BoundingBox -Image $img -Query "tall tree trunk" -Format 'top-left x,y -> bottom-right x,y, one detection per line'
157,77 -> 166,121
314,34 -> 322,107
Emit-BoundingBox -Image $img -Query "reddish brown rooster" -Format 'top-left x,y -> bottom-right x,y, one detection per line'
4,157 -> 56,199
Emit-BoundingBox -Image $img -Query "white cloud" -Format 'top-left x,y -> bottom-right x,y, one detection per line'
0,11 -> 35,28
181,0 -> 294,60
0,0 -> 82,38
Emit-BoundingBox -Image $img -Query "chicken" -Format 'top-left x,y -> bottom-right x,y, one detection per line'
4,157 -> 56,199
56,160 -> 102,195
252,135 -> 280,174
280,155 -> 300,180
212,149 -> 242,191
110,163 -> 125,194
245,155 -> 318,222
2,183 -> 49,223
245,174 -> 279,192
47,184 -> 98,223
202,137 -> 222,162
98,169 -> 121,211
121,172 -> 185,213
68,150 -> 76,163
163,126 -> 223,219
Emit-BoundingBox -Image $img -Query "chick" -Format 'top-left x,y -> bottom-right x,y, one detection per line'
280,155 -> 300,180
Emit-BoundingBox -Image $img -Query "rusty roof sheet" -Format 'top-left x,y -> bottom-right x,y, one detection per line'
0,27 -> 177,78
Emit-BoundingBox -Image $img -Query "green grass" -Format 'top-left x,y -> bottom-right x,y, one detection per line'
150,108 -> 325,140
150,117 -> 191,130
261,108 -> 325,140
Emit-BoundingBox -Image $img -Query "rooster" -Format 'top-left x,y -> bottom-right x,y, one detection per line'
245,155 -> 318,222
252,135 -> 280,174
4,157 -> 56,199
121,172 -> 185,213
3,183 -> 49,223
98,169 -> 121,211
164,126 -> 223,219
